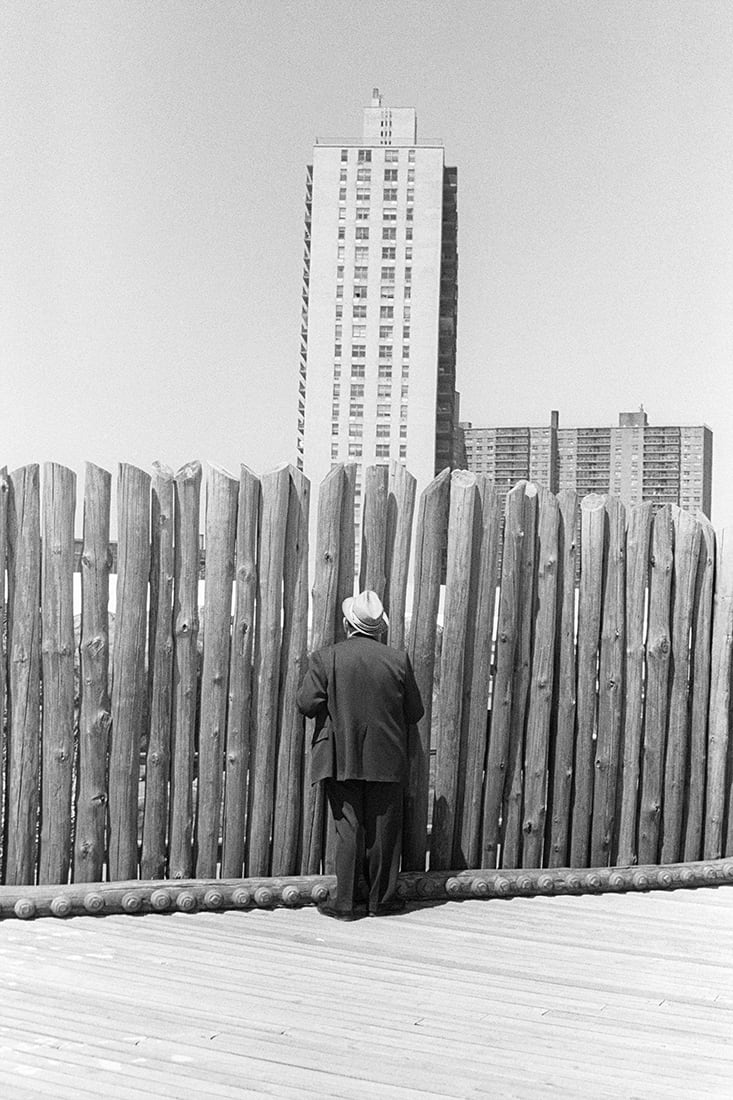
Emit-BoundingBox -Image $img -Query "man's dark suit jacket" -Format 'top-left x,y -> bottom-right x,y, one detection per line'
297,634 -> 424,785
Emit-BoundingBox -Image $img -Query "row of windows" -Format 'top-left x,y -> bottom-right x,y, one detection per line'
335,285 -> 412,302
339,167 -> 415,184
334,303 -> 411,322
344,325 -> 411,339
341,148 -> 416,163
338,199 -> 414,217
337,246 -> 412,262
340,226 -> 414,242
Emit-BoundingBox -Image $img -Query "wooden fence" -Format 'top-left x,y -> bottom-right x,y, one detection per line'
0,459 -> 731,888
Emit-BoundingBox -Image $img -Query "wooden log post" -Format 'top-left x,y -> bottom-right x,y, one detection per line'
39,464 -> 77,885
660,509 -> 701,864
168,461 -> 202,879
195,465 -> 238,877
140,464 -> 174,880
685,519 -> 714,861
456,477 -> 501,870
301,465 -> 346,875
0,469 -> 7,878
615,503 -> 652,866
5,466 -> 42,885
590,495 -> 626,868
502,484 -> 538,869
108,465 -> 151,882
638,505 -> 674,865
74,464 -> 112,882
704,525 -> 733,859
272,469 -> 310,876
221,466 -> 260,878
481,482 -> 525,869
247,466 -> 290,877
384,462 -> 417,651
522,488 -> 559,869
547,490 -> 579,868
359,464 -> 388,600
431,471 -> 477,871
569,494 -> 606,867
404,468 -> 450,872
334,462 -> 356,642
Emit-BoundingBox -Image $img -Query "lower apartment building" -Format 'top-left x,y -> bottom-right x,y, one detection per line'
462,408 -> 712,519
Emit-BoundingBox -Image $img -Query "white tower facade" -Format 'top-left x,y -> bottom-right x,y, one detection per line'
297,91 -> 459,532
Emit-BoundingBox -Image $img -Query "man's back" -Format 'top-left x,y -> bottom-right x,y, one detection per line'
297,634 -> 424,784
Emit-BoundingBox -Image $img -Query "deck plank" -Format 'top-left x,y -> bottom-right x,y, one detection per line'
0,887 -> 730,1097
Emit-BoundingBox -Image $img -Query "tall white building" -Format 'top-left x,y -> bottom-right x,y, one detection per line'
297,90 -> 459,529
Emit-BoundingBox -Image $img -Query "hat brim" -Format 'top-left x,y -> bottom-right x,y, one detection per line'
342,596 -> 389,635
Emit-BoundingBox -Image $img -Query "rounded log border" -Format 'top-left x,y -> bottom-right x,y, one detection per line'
0,858 -> 731,921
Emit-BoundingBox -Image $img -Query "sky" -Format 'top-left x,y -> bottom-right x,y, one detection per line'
3,1 -> 733,524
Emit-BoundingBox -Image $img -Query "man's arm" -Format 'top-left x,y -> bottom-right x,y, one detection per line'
403,653 -> 425,725
296,650 -> 328,719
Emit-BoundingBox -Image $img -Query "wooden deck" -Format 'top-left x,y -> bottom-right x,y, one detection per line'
0,885 -> 731,1098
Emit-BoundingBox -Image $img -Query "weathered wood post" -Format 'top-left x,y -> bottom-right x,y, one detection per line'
195,464 -> 239,877
704,525 -> 733,859
685,519 -> 714,861
638,505 -> 673,865
74,464 -> 112,882
431,470 -> 476,870
360,464 -> 388,599
481,482 -> 525,869
272,468 -> 310,876
39,463 -> 76,885
547,490 -> 579,867
590,495 -> 626,868
616,503 -> 652,866
108,464 -> 151,881
6,466 -> 41,885
502,483 -> 538,869
334,463 -> 356,642
384,462 -> 416,651
661,508 -> 701,863
221,465 -> 260,878
169,461 -> 202,879
301,465 -> 346,874
570,494 -> 606,867
248,466 -> 290,877
522,487 -> 559,869
456,477 -> 501,870
141,463 -> 174,880
0,470 -> 7,877
404,468 -> 450,872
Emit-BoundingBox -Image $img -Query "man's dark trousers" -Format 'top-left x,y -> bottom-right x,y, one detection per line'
325,779 -> 402,914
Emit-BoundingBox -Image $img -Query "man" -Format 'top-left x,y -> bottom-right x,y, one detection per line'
297,590 -> 424,921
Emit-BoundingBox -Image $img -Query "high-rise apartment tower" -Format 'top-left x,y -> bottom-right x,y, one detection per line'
297,91 -> 459,524
462,409 -> 713,518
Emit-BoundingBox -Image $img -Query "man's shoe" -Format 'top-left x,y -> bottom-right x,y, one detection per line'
368,898 -> 406,917
317,904 -> 359,922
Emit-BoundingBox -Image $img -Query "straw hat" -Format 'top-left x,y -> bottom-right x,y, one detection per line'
342,590 -> 389,637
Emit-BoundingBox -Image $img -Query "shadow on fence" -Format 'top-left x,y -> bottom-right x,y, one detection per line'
0,459 -> 731,887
